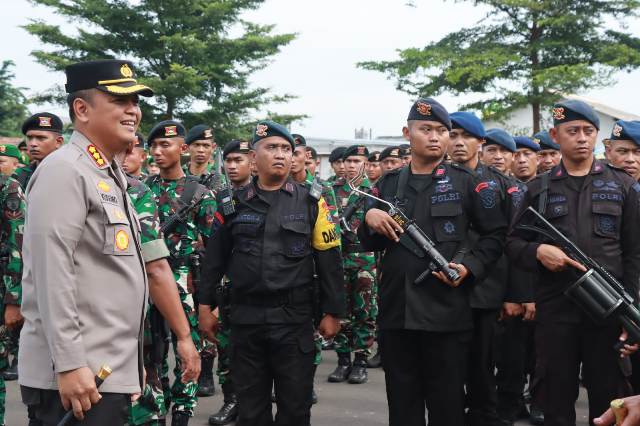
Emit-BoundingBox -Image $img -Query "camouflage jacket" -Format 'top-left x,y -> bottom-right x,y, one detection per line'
126,174 -> 169,263
12,162 -> 38,191
145,175 -> 217,264
0,176 -> 25,306
333,175 -> 371,252
183,162 -> 226,194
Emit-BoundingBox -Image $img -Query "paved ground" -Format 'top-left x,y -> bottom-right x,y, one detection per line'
4,349 -> 590,425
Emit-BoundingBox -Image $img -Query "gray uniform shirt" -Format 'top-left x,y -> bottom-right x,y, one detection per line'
18,131 -> 148,394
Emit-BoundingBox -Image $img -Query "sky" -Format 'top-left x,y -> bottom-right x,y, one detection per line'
4,0 -> 640,139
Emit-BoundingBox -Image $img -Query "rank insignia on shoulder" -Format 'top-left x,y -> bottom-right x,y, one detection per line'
87,145 -> 106,167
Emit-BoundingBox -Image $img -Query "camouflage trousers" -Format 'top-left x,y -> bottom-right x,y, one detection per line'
0,297 -> 8,425
333,253 -> 377,356
215,315 -> 232,388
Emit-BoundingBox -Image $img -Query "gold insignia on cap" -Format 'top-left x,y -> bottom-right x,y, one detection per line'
391,149 -> 399,156
256,124 -> 268,137
533,138 -> 540,145
115,230 -> 130,251
0,146 -> 5,154
165,126 -> 177,137
120,64 -> 134,78
553,107 -> 565,120
240,141 -> 249,150
416,102 -> 432,116
357,146 -> 366,155
97,180 -> 111,192
613,124 -> 623,137
204,129 -> 213,139
39,117 -> 52,127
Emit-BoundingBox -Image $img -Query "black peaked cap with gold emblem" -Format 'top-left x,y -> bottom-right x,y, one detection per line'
65,59 -> 153,97
407,97 -> 451,130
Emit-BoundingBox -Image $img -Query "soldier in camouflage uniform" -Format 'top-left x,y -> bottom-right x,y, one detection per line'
329,145 -> 376,385
123,133 -> 149,180
13,113 -> 64,191
205,139 -> 253,426
0,175 -> 26,425
146,120 -> 218,425
327,146 -> 347,184
183,125 -> 225,194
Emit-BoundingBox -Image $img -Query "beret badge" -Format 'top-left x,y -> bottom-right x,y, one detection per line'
256,124 -> 268,137
416,102 -> 432,116
613,124 -> 623,138
39,116 -> 52,127
164,125 -> 177,137
553,107 -> 565,120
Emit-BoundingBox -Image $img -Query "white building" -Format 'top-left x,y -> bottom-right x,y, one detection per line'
483,95 -> 640,155
305,137 -> 406,180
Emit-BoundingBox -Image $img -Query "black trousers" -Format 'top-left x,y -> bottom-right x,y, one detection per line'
495,316 -> 535,418
466,308 -> 500,425
379,328 -> 471,426
534,321 -> 632,426
20,386 -> 128,426
231,322 -> 315,426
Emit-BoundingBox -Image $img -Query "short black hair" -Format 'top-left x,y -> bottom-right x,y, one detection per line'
67,89 -> 95,123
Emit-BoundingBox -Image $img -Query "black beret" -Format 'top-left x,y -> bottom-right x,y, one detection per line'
553,99 -> 600,130
399,143 -> 411,156
305,146 -> 318,160
533,130 -> 560,150
134,132 -> 145,148
329,147 -> 347,163
185,124 -> 214,145
147,120 -> 186,142
292,133 -> 306,148
379,146 -> 402,161
65,59 -> 153,97
223,139 -> 252,158
252,120 -> 294,149
21,112 -> 63,135
368,151 -> 381,162
343,145 -> 369,159
407,97 -> 451,130
610,120 -> 640,146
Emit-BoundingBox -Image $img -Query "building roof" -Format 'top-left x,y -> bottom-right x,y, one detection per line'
564,95 -> 640,121
305,137 -> 405,154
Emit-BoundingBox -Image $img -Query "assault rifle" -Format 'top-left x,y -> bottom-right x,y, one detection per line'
517,206 -> 640,349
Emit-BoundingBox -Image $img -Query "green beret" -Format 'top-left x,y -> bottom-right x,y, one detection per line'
251,120 -> 294,149
292,133 -> 306,148
186,124 -> 214,145
0,145 -> 22,160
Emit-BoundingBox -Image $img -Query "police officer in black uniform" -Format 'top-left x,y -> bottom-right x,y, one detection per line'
358,98 -> 507,426
507,99 -> 640,426
198,120 -> 345,426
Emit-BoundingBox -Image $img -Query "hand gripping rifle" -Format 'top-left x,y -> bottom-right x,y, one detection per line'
347,170 -> 460,285
517,206 -> 640,349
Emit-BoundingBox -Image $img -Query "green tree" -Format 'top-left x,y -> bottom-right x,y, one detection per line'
0,61 -> 29,137
24,0 -> 299,142
359,0 -> 640,132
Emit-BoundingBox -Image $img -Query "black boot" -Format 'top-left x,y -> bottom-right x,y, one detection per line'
348,354 -> 368,384
197,355 -> 216,397
366,349 -> 382,368
529,404 -> 544,426
209,393 -> 238,425
328,352 -> 351,382
3,357 -> 18,381
171,411 -> 190,426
